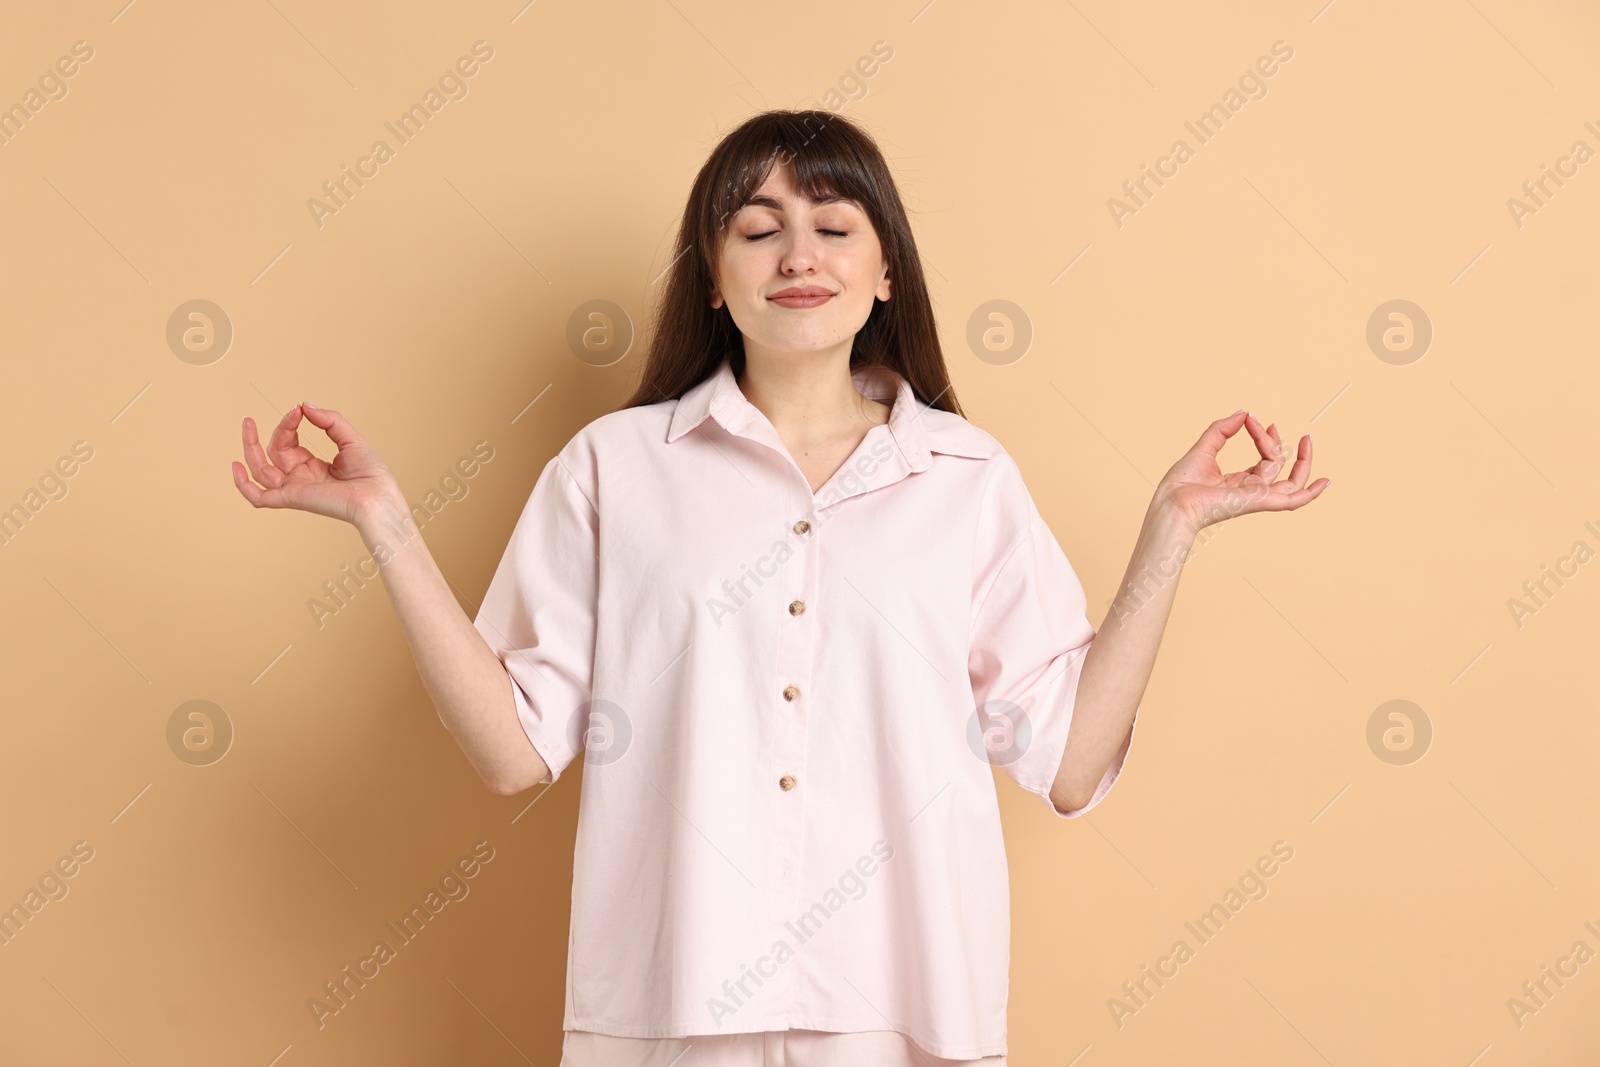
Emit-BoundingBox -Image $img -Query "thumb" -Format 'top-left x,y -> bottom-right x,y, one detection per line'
297,403 -> 367,451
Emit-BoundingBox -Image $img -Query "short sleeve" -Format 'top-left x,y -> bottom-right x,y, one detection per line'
967,455 -> 1137,819
471,452 -> 599,786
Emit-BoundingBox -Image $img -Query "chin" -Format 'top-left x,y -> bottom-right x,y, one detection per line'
753,329 -> 843,353
774,334 -> 851,355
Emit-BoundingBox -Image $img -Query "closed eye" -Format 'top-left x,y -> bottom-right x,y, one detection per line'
745,229 -> 851,241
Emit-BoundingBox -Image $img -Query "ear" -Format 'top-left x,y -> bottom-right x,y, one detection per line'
709,289 -> 724,309
876,273 -> 892,302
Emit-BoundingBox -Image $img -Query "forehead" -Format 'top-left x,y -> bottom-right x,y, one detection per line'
739,186 -> 859,216
751,160 -> 801,193
732,159 -> 858,210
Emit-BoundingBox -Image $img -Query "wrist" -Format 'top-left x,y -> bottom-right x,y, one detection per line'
353,485 -> 415,545
1144,493 -> 1200,544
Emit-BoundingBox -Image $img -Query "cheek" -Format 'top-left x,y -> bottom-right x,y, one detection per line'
721,245 -> 773,289
834,251 -> 881,290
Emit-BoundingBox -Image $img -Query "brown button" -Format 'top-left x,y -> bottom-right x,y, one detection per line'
782,685 -> 800,701
778,774 -> 796,791
793,519 -> 810,535
788,600 -> 805,616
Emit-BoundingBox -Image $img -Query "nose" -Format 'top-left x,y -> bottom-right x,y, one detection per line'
777,226 -> 820,274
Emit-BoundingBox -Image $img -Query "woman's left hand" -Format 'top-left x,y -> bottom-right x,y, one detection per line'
1154,409 -> 1330,533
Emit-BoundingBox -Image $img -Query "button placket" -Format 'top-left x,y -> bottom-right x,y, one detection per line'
766,501 -> 816,1004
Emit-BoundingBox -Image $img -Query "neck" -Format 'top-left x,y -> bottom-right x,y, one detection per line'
735,345 -> 888,439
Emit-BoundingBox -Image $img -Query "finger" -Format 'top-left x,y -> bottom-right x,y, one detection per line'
1233,415 -> 1285,486
1277,477 -> 1330,508
233,460 -> 263,505
1242,452 -> 1284,484
1241,412 -> 1284,475
1188,409 -> 1251,458
1242,475 -> 1331,515
1233,435 -> 1313,509
241,416 -> 287,490
232,459 -> 288,508
1275,434 -> 1313,491
265,405 -> 320,473
1260,423 -> 1289,480
297,403 -> 368,453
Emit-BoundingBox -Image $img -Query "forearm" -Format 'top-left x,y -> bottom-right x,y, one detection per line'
353,487 -> 549,795
1049,502 -> 1195,811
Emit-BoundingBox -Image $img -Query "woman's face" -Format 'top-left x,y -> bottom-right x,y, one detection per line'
710,160 -> 892,358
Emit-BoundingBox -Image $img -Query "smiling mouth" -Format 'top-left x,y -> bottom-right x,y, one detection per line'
769,289 -> 835,308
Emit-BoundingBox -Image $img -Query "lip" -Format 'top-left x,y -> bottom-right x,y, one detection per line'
769,286 -> 836,309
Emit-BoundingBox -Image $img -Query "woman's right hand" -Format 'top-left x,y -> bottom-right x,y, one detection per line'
232,403 -> 399,525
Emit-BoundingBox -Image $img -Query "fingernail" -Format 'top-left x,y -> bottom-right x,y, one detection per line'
304,401 -> 317,408
1232,408 -> 1245,415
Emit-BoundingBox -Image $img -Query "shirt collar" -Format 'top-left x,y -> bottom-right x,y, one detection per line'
666,355 -> 976,473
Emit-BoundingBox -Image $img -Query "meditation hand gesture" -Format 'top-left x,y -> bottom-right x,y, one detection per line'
231,403 -> 399,525
1154,409 -> 1330,532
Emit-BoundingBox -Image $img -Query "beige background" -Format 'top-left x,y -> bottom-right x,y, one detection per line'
1,0 -> 1596,1063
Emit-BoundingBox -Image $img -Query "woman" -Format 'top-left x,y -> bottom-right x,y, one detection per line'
232,110 -> 1327,1066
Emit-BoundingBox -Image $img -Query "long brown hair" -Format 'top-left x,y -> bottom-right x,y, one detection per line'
620,109 -> 965,419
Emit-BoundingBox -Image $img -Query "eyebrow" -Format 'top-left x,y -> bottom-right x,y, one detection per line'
740,193 -> 859,211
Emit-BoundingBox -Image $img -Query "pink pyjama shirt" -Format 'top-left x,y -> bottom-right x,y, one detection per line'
471,355 -> 1138,1058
